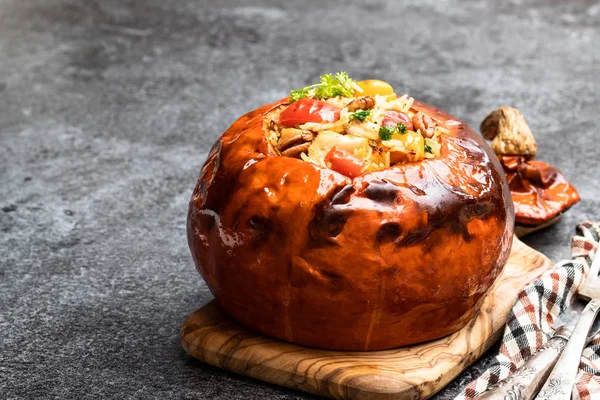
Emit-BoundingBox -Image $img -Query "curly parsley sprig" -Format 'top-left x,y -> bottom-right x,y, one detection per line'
379,122 -> 408,141
397,122 -> 407,134
289,72 -> 358,102
378,126 -> 396,141
350,110 -> 370,122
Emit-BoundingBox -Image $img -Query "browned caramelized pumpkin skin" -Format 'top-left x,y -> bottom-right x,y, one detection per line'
187,99 -> 515,351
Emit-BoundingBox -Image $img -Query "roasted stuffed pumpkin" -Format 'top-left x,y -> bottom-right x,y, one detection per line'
187,73 -> 515,350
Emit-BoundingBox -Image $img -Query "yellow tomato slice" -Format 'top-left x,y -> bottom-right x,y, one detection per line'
357,80 -> 396,101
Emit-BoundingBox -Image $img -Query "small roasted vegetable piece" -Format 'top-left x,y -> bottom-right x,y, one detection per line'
382,110 -> 413,130
279,98 -> 341,127
357,79 -> 396,100
344,122 -> 380,141
324,147 -> 365,178
388,131 -> 425,163
480,107 -> 537,158
307,131 -> 370,165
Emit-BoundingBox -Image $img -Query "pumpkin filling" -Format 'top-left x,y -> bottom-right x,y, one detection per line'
264,73 -> 449,178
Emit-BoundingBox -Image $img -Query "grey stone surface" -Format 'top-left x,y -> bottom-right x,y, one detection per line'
1,0 -> 598,399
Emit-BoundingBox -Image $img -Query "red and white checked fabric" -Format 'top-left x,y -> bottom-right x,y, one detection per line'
456,221 -> 600,400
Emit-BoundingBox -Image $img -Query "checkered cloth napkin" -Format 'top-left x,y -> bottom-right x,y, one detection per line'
455,221 -> 600,400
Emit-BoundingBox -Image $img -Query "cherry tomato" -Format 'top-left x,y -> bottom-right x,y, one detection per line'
382,110 -> 413,130
324,147 -> 365,178
279,98 -> 341,127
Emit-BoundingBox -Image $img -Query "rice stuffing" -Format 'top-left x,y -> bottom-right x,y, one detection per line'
265,73 -> 445,177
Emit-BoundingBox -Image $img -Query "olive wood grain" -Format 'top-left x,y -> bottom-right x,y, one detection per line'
514,215 -> 562,238
181,237 -> 552,400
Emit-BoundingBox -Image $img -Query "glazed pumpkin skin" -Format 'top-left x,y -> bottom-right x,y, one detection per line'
187,99 -> 515,351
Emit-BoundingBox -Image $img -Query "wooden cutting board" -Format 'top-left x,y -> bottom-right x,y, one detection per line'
181,237 -> 552,400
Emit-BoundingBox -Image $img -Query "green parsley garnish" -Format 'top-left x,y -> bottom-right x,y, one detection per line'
379,126 -> 395,141
351,110 -> 370,122
290,87 -> 310,102
397,123 -> 407,134
289,72 -> 357,103
424,142 -> 433,153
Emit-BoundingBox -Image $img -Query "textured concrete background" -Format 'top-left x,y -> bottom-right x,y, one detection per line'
1,1 -> 599,399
